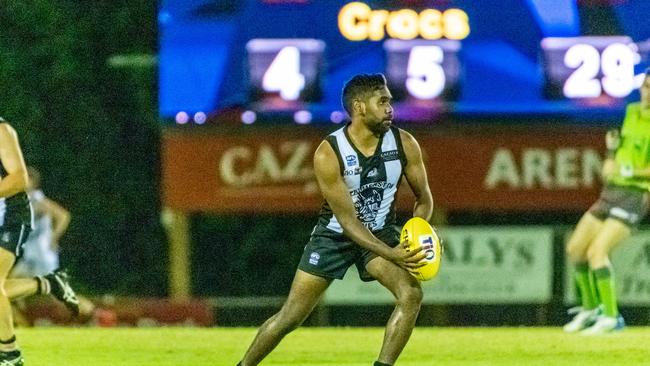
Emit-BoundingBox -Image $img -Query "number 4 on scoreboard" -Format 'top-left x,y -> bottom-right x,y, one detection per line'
246,38 -> 325,104
262,46 -> 306,101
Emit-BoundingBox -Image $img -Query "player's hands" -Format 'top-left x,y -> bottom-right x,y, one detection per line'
386,243 -> 427,272
605,129 -> 620,151
620,164 -> 634,178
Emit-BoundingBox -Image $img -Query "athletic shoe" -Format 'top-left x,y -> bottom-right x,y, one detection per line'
580,314 -> 625,335
0,350 -> 23,366
563,306 -> 600,333
45,269 -> 80,316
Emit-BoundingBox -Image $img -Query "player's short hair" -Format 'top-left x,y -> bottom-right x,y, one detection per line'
341,73 -> 387,115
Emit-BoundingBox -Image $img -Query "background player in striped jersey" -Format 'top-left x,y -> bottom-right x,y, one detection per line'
11,167 -> 71,282
237,74 -> 434,366
10,167 -> 95,325
0,120 -> 79,365
564,70 -> 650,334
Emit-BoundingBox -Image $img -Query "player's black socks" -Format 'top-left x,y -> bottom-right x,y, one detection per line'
374,362 -> 391,366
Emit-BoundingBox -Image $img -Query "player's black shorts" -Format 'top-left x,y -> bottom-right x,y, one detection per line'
298,225 -> 400,282
589,184 -> 650,227
0,224 -> 31,258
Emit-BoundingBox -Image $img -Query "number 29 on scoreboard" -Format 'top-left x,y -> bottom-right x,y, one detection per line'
541,36 -> 645,100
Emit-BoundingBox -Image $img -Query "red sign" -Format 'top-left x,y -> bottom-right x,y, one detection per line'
421,128 -> 604,210
162,127 -> 606,213
162,131 -> 322,213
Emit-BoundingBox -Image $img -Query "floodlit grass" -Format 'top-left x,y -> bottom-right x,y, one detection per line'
16,327 -> 650,365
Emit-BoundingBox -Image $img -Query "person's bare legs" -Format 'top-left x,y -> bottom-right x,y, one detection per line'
586,218 -> 630,269
4,279 -> 38,301
240,270 -> 331,366
5,278 -> 43,328
0,248 -> 17,351
565,212 -> 603,264
366,257 -> 423,365
586,218 -> 631,320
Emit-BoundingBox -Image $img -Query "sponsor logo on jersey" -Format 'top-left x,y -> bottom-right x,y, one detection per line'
345,155 -> 358,167
309,252 -> 320,265
381,150 -> 399,161
344,167 -> 362,176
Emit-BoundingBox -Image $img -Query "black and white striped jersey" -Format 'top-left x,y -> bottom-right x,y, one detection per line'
315,125 -> 407,235
0,160 -> 32,229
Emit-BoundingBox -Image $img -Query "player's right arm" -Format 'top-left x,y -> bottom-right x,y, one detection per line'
601,128 -> 619,180
602,125 -> 650,179
313,141 -> 425,270
0,123 -> 29,198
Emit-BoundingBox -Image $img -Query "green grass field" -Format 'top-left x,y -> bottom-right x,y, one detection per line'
15,327 -> 650,365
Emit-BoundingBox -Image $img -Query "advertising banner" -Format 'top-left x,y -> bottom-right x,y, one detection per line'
162,131 -> 323,213
325,227 -> 554,304
564,230 -> 650,306
162,128 -> 606,213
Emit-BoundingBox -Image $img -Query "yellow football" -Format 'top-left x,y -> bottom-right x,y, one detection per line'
400,217 -> 442,281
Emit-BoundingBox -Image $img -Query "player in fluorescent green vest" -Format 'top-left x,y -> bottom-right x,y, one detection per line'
564,70 -> 650,334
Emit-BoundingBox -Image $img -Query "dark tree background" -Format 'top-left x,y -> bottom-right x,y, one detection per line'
0,1 -> 165,295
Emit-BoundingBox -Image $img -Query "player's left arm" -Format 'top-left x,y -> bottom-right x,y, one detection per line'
399,129 -> 434,222
39,197 -> 71,245
0,123 -> 29,198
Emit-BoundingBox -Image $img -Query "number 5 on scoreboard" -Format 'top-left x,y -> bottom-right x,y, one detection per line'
406,46 -> 446,100
384,39 -> 461,103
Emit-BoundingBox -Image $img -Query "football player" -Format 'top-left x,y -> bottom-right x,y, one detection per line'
236,74 -> 434,366
564,69 -> 650,334
0,120 -> 80,365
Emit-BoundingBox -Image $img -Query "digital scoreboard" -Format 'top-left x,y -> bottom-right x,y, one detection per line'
246,38 -> 325,104
541,36 -> 644,100
159,0 -> 650,125
383,39 -> 461,102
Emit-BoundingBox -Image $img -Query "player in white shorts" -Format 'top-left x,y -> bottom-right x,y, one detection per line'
10,167 -> 92,325
11,174 -> 68,278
